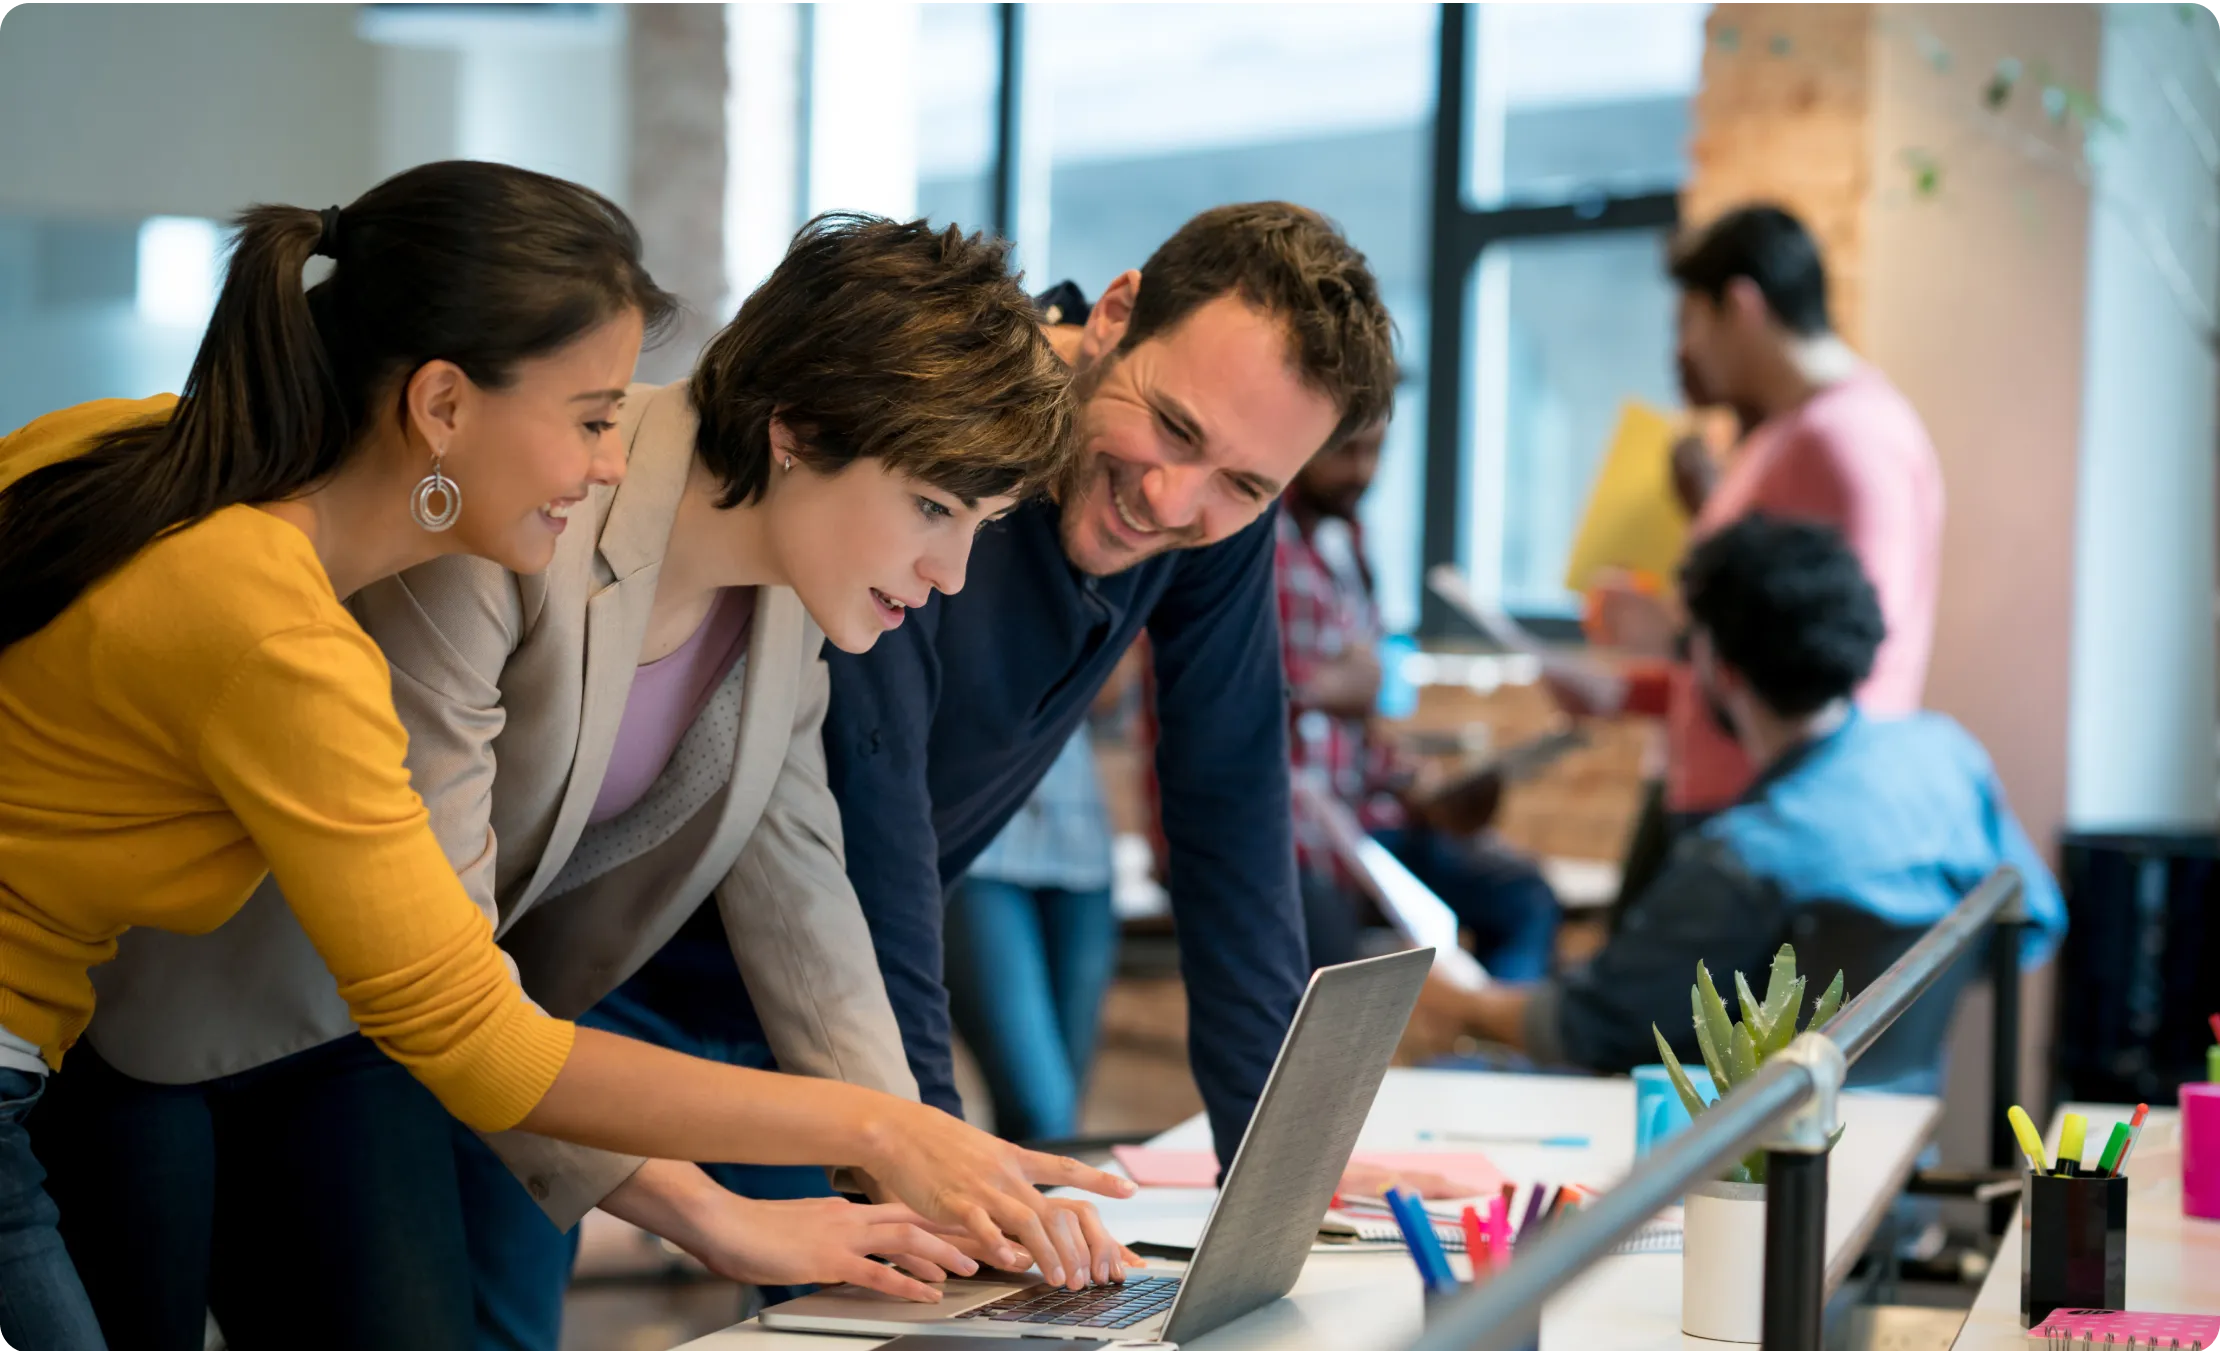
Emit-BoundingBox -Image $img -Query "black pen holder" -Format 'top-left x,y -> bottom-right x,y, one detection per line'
2020,1172 -> 2127,1328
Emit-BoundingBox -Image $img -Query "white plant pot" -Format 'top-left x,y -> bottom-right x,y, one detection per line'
1681,1177 -> 1767,1343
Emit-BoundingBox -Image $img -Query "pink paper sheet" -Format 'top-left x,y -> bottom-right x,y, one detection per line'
1111,1146 -> 1503,1196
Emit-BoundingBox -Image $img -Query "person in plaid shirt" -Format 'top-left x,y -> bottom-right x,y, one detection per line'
1276,421 -> 1561,979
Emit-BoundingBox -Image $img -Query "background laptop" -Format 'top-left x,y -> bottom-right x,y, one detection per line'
760,947 -> 1433,1343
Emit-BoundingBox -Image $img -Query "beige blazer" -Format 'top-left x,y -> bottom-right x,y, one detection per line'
89,380 -> 916,1226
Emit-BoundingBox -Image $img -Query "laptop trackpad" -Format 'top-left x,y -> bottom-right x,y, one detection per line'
769,1274 -> 1040,1325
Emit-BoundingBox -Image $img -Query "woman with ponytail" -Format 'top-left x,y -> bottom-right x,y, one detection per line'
0,162 -> 1125,1351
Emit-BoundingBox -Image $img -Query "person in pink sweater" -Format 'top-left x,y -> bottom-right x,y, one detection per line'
1548,205 -> 1944,893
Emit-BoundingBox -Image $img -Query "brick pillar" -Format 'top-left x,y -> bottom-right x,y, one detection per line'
626,4 -> 728,383
1681,4 -> 1874,347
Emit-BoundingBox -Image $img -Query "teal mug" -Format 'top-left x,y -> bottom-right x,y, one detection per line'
1633,1062 -> 1718,1158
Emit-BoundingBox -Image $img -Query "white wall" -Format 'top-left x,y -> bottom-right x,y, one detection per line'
0,4 -> 380,219
0,3 -> 627,220
2064,3 -> 2220,830
0,3 -> 630,433
362,4 -> 628,203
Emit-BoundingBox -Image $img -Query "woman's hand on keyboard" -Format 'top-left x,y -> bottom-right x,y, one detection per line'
1045,1194 -> 1147,1286
604,1163 -> 976,1303
924,1195 -> 1148,1289
856,1102 -> 1137,1287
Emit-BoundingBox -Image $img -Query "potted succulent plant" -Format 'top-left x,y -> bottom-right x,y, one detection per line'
1652,945 -> 1844,1344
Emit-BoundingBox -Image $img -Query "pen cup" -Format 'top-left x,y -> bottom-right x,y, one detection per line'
2019,1172 -> 2127,1327
1426,1284 -> 1534,1350
1421,1285 -> 1472,1333
2183,1082 -> 2220,1221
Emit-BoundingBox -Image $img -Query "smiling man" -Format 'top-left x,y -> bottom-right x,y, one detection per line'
823,204 -> 1398,1174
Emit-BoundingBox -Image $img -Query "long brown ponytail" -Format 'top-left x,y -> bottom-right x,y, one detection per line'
0,160 -> 678,652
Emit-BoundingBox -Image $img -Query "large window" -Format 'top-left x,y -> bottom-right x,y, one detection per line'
728,3 -> 1710,637
714,2 -> 1713,634
725,3 -> 1003,303
1012,3 -> 1438,630
1428,4 -> 1709,630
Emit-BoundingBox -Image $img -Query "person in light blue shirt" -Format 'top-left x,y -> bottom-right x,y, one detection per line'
943,727 -> 1119,1141
1433,515 -> 2067,1092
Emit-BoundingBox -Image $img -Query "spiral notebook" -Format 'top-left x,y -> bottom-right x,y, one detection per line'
2027,1309 -> 2220,1348
1325,1183 -> 1683,1256
1320,1213 -> 1682,1255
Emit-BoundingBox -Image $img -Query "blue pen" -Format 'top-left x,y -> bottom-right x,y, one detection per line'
1387,1188 -> 1455,1292
1380,1188 -> 1429,1285
1417,1130 -> 1591,1149
1385,1187 -> 1458,1293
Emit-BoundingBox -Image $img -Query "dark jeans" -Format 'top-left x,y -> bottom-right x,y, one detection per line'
0,1068 -> 105,1351
459,970 -> 832,1351
29,1036 -> 471,1351
1372,827 -> 1561,982
942,877 -> 1119,1143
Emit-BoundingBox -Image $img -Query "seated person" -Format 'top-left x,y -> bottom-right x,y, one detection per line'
1426,515 -> 2066,1087
1278,419 -> 1559,979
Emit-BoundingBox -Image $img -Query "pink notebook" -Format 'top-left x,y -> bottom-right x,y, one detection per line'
2027,1309 -> 2220,1348
1111,1146 -> 1502,1196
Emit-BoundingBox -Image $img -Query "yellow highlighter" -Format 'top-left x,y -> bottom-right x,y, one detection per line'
2007,1105 -> 2050,1174
2057,1113 -> 2088,1178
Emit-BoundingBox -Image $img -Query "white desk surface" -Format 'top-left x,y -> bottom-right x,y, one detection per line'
1951,1104 -> 2220,1348
672,1068 -> 1940,1351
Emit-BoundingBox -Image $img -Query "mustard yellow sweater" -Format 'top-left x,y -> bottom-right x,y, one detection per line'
0,398 -> 573,1131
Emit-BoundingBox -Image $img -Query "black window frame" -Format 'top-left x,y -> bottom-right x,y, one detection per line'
984,3 -> 1688,642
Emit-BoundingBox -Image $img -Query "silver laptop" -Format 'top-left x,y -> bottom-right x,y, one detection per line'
760,948 -> 1432,1342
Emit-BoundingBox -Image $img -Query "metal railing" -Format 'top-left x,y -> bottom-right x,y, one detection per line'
1404,866 -> 2030,1351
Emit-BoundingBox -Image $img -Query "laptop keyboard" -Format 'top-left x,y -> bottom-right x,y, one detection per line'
952,1273 -> 1180,1329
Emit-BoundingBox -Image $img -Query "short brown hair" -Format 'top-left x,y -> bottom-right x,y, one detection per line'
1121,202 -> 1398,448
691,213 -> 1076,507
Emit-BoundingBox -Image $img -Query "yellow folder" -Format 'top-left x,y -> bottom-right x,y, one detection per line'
1562,399 -> 1690,595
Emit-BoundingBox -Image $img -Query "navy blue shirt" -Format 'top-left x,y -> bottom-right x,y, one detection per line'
824,495 -> 1310,1165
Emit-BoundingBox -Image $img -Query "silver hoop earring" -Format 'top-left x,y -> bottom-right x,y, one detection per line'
410,454 -> 461,532
782,456 -> 794,471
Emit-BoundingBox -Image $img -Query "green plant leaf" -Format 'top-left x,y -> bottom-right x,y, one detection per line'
1694,965 -> 1735,1095
1735,969 -> 1772,1046
1729,1021 -> 1759,1085
1692,989 -> 1732,1097
1903,150 -> 1943,199
1759,946 -> 1799,1033
1762,976 -> 1805,1056
1809,971 -> 1845,1031
1653,1026 -> 1712,1121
